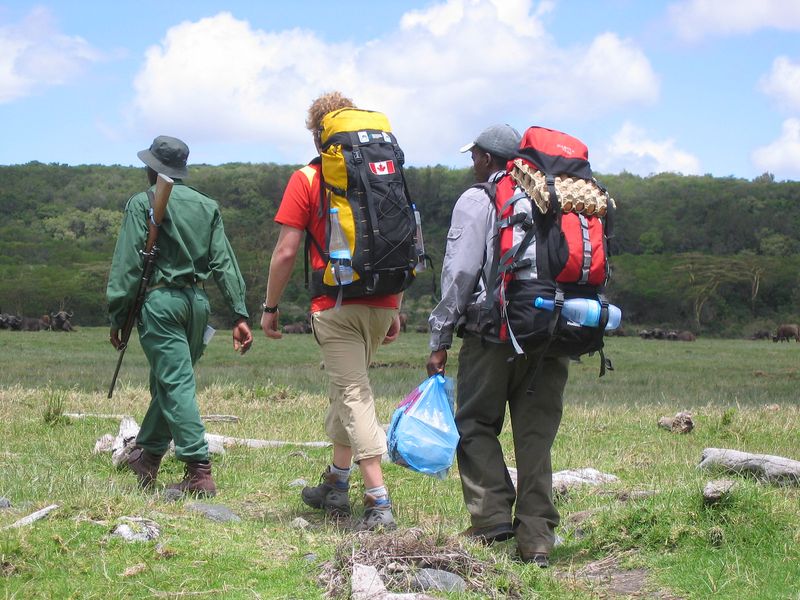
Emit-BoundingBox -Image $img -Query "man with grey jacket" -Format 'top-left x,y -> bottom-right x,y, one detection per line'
426,124 -> 568,568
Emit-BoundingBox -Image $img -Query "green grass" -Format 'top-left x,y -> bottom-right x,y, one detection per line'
1,329 -> 799,598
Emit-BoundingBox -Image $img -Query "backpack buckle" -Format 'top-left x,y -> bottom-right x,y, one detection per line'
393,144 -> 405,165
352,147 -> 363,164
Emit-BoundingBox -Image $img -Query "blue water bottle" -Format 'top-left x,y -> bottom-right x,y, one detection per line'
328,208 -> 353,285
534,297 -> 622,330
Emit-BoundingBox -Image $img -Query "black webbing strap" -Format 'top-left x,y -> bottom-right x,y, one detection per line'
527,288 -> 565,393
351,137 -> 379,293
303,229 -> 326,291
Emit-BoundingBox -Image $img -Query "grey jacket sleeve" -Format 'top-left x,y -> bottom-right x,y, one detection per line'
428,186 -> 494,350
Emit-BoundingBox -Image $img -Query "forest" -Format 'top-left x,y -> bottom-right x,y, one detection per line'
0,162 -> 798,337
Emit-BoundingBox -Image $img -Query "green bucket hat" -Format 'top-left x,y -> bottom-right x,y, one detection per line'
137,135 -> 189,179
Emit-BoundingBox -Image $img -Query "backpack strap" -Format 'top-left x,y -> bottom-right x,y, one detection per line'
304,157 -> 328,290
349,138 -> 380,293
527,287 -> 565,393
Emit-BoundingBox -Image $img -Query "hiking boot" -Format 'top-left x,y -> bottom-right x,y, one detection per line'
518,550 -> 549,568
126,446 -> 163,489
461,522 -> 514,544
355,493 -> 397,531
166,460 -> 217,497
301,467 -> 351,516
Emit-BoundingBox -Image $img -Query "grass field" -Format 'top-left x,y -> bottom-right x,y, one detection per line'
1,328 -> 799,599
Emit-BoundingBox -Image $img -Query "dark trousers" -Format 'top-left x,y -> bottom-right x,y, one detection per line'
456,333 -> 569,553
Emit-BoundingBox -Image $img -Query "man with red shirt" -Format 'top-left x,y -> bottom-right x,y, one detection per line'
261,91 -> 402,531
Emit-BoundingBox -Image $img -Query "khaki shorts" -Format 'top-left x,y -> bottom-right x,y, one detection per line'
311,304 -> 397,462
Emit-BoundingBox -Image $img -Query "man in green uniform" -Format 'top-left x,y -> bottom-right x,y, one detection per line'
107,135 -> 253,496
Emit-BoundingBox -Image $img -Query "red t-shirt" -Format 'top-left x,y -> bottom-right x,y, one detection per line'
275,161 -> 400,313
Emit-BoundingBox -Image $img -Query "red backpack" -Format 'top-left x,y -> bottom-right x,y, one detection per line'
476,126 -> 616,376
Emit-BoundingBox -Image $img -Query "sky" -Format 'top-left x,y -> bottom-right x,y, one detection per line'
2,0 -> 800,180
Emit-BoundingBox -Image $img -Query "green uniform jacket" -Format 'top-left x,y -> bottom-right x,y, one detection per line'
106,181 -> 249,329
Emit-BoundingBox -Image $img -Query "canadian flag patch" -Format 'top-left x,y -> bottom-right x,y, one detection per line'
369,160 -> 395,175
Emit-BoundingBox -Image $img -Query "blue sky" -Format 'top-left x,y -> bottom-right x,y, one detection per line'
2,0 -> 800,179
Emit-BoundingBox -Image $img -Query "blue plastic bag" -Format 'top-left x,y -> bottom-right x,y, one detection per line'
387,374 -> 459,478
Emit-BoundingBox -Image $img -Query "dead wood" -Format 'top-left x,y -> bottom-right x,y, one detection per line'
4,504 -> 59,529
698,448 -> 800,485
658,411 -> 694,433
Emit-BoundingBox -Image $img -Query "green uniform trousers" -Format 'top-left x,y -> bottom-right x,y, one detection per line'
135,286 -> 210,462
455,333 -> 569,554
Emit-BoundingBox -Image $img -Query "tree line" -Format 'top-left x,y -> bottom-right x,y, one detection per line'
0,162 -> 798,337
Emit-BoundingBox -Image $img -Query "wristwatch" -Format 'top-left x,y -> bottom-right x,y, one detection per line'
261,301 -> 279,314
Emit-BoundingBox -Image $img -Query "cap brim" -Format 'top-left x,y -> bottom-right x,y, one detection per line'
137,149 -> 188,179
459,142 -> 476,153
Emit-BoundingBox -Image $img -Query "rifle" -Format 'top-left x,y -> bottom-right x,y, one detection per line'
108,173 -> 174,398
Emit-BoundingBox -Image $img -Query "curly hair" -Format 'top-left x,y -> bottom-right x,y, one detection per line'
305,91 -> 356,132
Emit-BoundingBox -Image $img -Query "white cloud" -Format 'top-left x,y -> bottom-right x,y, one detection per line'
0,7 -> 101,104
759,56 -> 800,112
129,1 -> 659,165
752,118 -> 800,179
596,122 -> 701,175
668,0 -> 800,41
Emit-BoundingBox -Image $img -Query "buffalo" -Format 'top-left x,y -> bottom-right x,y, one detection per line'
0,314 -> 22,330
20,316 -> 46,331
773,323 -> 799,343
398,312 -> 408,333
282,321 -> 311,334
749,329 -> 771,341
50,310 -> 74,332
677,330 -> 696,342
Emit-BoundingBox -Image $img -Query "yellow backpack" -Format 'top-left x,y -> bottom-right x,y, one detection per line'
308,107 -> 420,298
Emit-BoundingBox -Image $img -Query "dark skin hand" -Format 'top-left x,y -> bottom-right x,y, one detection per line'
426,348 -> 447,376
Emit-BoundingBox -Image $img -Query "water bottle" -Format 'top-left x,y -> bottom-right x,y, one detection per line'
412,203 -> 426,272
328,208 -> 353,285
534,297 -> 622,330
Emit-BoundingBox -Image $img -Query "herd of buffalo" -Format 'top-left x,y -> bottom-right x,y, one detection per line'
0,310 -> 74,332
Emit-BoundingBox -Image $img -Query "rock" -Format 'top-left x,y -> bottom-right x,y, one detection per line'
411,569 -> 467,593
288,478 -> 308,487
162,488 -> 184,502
703,479 -> 736,505
291,517 -> 310,530
552,468 -> 619,493
110,417 -> 141,467
508,466 -> 619,494
303,552 -> 317,562
0,497 -> 11,509
120,563 -> 147,577
93,433 -> 115,454
658,411 -> 694,433
186,502 -> 241,523
110,517 -> 160,542
351,563 -> 430,600
288,450 -> 309,460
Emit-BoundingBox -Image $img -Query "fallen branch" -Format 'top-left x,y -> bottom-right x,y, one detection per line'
66,412 -> 131,420
95,419 -> 331,466
71,412 -> 239,423
201,414 -> 240,423
698,448 -> 800,485
205,433 -> 331,450
4,504 -> 59,529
